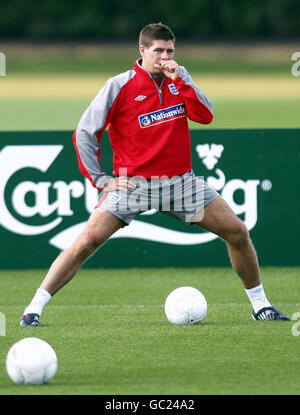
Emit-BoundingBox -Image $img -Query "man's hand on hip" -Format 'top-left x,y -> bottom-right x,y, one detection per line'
103,177 -> 136,193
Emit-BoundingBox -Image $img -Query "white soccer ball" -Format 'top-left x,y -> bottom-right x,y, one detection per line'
165,286 -> 207,325
6,337 -> 57,385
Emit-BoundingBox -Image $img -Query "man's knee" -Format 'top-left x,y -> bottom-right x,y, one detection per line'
72,231 -> 104,260
68,210 -> 122,261
223,220 -> 249,247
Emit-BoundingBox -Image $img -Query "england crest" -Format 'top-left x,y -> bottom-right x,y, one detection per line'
168,83 -> 179,95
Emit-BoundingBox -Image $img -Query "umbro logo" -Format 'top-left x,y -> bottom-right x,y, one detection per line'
134,95 -> 147,101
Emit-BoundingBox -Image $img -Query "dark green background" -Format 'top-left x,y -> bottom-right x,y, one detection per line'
0,129 -> 299,269
1,0 -> 299,40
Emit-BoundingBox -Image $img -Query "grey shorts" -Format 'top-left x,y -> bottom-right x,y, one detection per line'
96,170 -> 219,226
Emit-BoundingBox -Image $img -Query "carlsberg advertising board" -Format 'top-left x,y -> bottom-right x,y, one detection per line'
0,129 -> 299,268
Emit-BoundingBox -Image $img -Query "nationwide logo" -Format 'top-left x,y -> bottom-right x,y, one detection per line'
138,104 -> 186,128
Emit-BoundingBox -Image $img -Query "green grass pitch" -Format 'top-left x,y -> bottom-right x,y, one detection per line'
0,267 -> 299,395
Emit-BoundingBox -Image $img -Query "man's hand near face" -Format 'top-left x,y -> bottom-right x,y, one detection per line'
154,60 -> 180,80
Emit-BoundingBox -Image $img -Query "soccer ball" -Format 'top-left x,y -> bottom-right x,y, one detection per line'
6,337 -> 57,385
165,286 -> 207,325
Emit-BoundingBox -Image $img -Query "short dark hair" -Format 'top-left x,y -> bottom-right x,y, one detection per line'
139,23 -> 175,48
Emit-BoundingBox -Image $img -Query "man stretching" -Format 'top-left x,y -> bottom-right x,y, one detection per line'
20,23 -> 289,326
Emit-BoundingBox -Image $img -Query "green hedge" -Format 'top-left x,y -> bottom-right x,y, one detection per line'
0,0 -> 299,40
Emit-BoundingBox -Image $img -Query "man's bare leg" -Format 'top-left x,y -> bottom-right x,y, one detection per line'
196,196 -> 261,289
21,209 -> 123,323
41,209 -> 123,295
194,196 -> 278,316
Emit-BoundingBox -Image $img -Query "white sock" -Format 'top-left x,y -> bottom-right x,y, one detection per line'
24,288 -> 52,317
245,283 -> 271,314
